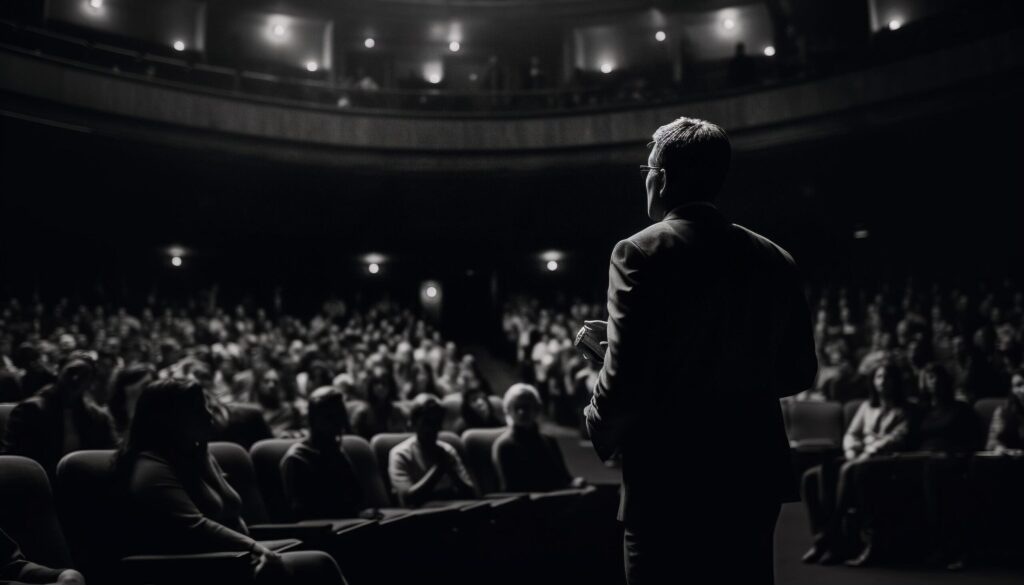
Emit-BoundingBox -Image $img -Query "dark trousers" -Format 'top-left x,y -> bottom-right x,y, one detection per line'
623,501 -> 780,585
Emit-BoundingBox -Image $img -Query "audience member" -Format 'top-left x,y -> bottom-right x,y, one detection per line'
1,353 -> 117,478
388,394 -> 477,506
493,384 -> 585,492
986,368 -> 1024,453
281,387 -> 370,520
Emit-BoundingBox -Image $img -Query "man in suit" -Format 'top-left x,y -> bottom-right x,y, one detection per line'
580,117 -> 817,584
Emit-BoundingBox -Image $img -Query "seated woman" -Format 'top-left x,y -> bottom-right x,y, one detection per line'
453,386 -> 504,434
388,394 -> 477,506
987,368 -> 1024,454
2,353 -> 117,479
117,378 -> 346,585
802,363 -> 913,566
917,363 -> 980,453
281,387 -> 371,520
1,528 -> 84,585
493,384 -> 585,492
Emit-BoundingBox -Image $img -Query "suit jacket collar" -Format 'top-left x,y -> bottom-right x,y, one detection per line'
663,201 -> 727,225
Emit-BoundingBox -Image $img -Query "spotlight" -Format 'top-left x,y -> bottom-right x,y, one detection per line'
89,0 -> 103,8
173,40 -> 186,52
368,262 -> 380,274
448,41 -> 461,52
546,260 -> 559,272
722,18 -> 736,30
600,62 -> 613,74
364,37 -> 375,49
305,61 -> 319,72
272,24 -> 286,37
888,19 -> 902,31
655,31 -> 667,42
763,45 -> 776,57
427,72 -> 442,84
171,256 -> 183,267
426,286 -> 438,299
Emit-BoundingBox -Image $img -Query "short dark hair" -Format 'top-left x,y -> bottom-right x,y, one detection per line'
409,393 -> 444,427
650,117 -> 731,202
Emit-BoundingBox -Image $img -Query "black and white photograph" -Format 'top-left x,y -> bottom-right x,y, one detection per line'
1,1 -> 1022,584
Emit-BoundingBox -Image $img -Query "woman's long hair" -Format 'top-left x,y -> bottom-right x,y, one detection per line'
115,377 -> 208,477
868,363 -> 906,408
108,363 -> 156,434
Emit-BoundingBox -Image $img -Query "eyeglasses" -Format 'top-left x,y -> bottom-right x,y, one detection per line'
639,164 -> 664,177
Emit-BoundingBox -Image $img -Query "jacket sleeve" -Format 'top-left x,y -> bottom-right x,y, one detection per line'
774,264 -> 818,398
864,410 -> 911,455
585,239 -> 653,462
0,529 -> 64,584
129,456 -> 257,552
1,402 -> 43,463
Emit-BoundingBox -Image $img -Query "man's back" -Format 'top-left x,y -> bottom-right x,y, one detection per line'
587,202 -> 817,524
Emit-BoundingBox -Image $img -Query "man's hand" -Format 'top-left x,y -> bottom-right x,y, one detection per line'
575,320 -> 608,364
56,570 -> 86,585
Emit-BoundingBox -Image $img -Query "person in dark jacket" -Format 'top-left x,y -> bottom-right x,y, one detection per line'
1,353 -> 117,479
493,383 -> 585,492
0,528 -> 84,585
580,117 -> 817,585
281,387 -> 369,520
917,363 -> 980,453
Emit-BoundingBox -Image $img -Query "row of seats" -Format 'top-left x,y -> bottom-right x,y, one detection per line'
0,426 -> 620,585
781,397 -> 1004,449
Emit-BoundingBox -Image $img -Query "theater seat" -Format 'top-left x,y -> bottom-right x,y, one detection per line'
0,402 -> 14,440
209,442 -> 371,542
784,400 -> 844,449
461,428 -> 507,495
250,438 -> 300,522
55,450 -> 289,584
0,455 -> 73,569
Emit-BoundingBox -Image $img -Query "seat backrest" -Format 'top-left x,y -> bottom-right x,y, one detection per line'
0,455 -> 73,569
370,431 -> 466,501
341,435 -> 391,508
250,438 -> 300,523
209,441 -> 270,524
785,400 -> 844,445
54,450 -> 123,579
974,398 -> 1003,441
461,428 -> 507,495
843,399 -> 865,431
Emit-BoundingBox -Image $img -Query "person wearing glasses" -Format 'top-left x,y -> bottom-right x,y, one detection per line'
577,117 -> 817,585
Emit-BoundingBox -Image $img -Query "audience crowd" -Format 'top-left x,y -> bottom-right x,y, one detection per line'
0,289 -> 605,585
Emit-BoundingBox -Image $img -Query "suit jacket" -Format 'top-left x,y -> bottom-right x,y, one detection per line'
585,202 -> 816,524
1,387 -> 117,480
